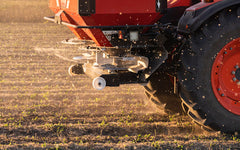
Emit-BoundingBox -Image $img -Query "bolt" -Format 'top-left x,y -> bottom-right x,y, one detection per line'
217,88 -> 221,91
221,94 -> 225,97
235,65 -> 239,69
229,47 -> 233,50
233,77 -> 237,82
177,35 -> 183,41
224,52 -> 227,54
232,71 -> 236,75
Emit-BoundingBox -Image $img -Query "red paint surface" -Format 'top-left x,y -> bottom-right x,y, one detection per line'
49,0 -> 191,46
211,38 -> 240,115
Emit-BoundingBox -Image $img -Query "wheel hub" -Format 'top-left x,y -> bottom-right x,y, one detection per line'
235,68 -> 240,81
211,38 -> 240,115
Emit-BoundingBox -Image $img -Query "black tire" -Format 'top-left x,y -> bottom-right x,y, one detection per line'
144,71 -> 183,114
178,7 -> 240,134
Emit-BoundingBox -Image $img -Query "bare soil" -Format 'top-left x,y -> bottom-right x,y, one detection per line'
0,0 -> 52,23
0,22 -> 239,150
0,1 -> 240,149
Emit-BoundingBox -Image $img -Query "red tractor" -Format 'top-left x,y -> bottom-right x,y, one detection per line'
45,0 -> 240,134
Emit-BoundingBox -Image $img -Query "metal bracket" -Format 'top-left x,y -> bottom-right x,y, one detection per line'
54,10 -> 64,24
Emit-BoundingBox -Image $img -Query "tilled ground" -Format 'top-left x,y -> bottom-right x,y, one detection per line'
0,23 -> 240,149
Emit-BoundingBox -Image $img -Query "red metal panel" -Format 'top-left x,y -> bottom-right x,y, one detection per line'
49,0 -> 192,46
95,0 -> 157,14
65,13 -> 112,46
49,0 -> 92,41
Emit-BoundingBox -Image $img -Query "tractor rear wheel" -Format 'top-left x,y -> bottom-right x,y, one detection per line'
178,7 -> 240,134
144,71 -> 183,114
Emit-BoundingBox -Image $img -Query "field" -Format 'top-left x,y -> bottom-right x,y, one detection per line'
0,0 -> 240,149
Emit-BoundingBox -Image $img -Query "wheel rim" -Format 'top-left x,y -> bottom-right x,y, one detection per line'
211,38 -> 240,115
